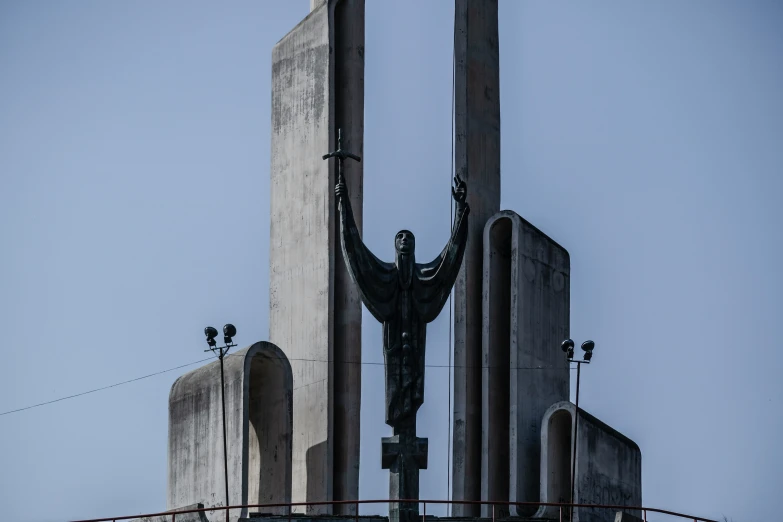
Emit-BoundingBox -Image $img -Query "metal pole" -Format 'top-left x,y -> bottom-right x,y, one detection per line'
220,349 -> 230,522
570,361 -> 581,522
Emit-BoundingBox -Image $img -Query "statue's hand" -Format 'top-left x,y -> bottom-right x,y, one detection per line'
335,178 -> 347,200
452,174 -> 467,204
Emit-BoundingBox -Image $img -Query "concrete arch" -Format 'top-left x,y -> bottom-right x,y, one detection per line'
167,342 -> 293,522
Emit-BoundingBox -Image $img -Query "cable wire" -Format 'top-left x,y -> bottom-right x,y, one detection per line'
0,353 -> 573,417
0,357 -> 214,417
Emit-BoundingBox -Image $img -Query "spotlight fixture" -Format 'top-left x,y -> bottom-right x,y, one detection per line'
223,324 -> 237,345
201,322 -> 237,522
559,337 -> 597,521
581,340 -> 595,361
561,338 -> 575,360
204,326 -> 218,348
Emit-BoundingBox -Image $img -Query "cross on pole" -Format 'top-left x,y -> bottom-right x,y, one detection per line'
322,128 -> 361,184
382,434 -> 428,522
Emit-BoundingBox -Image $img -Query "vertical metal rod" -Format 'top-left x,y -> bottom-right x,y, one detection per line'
643,509 -> 647,522
559,506 -> 562,522
355,501 -> 359,522
422,501 -> 426,522
492,504 -> 495,522
570,361 -> 581,522
220,350 -> 230,522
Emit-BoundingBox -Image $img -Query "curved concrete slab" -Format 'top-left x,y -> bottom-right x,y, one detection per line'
535,401 -> 642,522
167,342 -> 293,522
481,210 -> 570,517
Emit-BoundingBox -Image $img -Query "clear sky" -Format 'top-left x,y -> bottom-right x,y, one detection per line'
1,1 -> 781,521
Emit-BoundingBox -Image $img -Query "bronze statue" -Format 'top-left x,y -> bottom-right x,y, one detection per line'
335,176 -> 469,431
326,129 -> 469,522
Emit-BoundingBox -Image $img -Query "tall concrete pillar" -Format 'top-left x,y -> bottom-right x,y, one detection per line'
451,0 -> 501,517
269,0 -> 364,514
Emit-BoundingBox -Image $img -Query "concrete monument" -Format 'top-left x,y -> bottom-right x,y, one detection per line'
335,167 -> 470,522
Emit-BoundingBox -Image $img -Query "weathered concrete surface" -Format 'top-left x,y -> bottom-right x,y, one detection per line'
269,0 -> 364,515
167,343 -> 293,522
614,512 -> 644,522
451,0 -> 501,517
130,503 -> 210,522
535,402 -> 642,522
480,211 -> 570,517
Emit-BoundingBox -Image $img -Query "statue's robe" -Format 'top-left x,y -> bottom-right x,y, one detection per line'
338,195 -> 469,429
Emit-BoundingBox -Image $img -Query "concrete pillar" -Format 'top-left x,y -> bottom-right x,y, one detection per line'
481,211 -> 570,517
269,0 -> 364,514
451,0 -> 501,516
167,343 -> 293,522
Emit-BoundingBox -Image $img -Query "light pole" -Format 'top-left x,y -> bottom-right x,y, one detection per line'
205,324 -> 237,522
561,338 -> 595,522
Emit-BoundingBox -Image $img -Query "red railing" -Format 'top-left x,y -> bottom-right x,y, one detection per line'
69,499 -> 718,522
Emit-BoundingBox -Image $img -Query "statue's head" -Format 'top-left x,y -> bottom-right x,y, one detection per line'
395,230 -> 415,255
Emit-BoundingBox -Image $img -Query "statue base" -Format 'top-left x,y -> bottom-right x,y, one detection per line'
382,434 -> 428,522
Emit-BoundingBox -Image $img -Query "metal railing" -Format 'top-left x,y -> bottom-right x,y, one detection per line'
69,499 -> 718,522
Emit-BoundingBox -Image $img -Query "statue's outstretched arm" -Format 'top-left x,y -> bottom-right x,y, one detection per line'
336,179 -> 396,322
416,176 -> 470,322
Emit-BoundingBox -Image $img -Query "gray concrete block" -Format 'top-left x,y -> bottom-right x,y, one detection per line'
535,402 -> 642,522
480,211 -> 570,517
614,512 -> 644,522
167,343 -> 293,522
451,1 -> 501,516
269,0 -> 364,514
129,503 -> 210,522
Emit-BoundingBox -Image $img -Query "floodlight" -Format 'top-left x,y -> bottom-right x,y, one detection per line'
561,339 -> 575,360
223,324 -> 237,344
205,326 -> 218,347
581,340 -> 595,361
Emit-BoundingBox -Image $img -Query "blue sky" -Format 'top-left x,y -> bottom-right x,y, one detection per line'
1,2 -> 781,521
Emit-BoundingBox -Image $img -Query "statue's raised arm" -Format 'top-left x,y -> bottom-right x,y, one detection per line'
336,179 -> 397,322
415,175 -> 470,323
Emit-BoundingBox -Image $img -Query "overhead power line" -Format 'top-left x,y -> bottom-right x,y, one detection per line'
0,352 -> 575,417
0,356 -> 215,417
